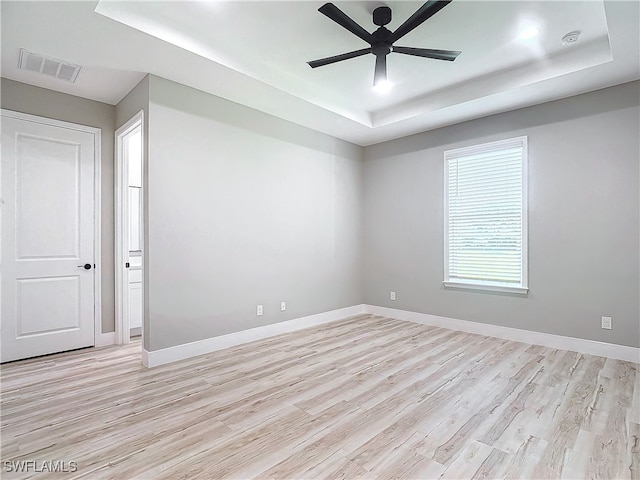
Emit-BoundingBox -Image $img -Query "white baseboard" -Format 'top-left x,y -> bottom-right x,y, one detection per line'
95,332 -> 116,347
365,305 -> 640,364
142,304 -> 366,368
140,303 -> 639,367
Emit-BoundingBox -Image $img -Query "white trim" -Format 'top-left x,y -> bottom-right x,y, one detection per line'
1,109 -> 100,135
364,305 -> 640,364
141,348 -> 151,368
140,303 -> 639,368
443,281 -> 528,295
142,305 -> 366,368
95,332 -> 116,347
521,137 -> 529,290
114,111 -> 144,345
0,109 -> 103,347
93,122 -> 102,344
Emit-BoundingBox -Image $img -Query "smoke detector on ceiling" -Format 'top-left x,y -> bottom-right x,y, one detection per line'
561,31 -> 581,45
18,49 -> 81,83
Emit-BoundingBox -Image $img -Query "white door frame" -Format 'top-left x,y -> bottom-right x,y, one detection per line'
0,109 -> 102,347
114,111 -> 144,345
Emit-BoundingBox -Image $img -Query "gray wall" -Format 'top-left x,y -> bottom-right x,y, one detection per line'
145,76 -> 363,350
4,75 -> 637,351
115,75 -> 149,129
1,78 -> 117,334
363,81 -> 640,348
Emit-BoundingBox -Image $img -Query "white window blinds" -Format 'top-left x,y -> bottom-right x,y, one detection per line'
444,136 -> 528,293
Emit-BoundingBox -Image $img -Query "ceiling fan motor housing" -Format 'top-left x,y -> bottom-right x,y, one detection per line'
372,44 -> 391,56
373,26 -> 393,53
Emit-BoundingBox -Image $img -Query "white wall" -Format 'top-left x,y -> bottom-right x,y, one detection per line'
363,81 -> 640,348
145,76 -> 363,350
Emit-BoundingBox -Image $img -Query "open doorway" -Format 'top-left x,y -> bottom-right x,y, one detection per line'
115,112 -> 144,345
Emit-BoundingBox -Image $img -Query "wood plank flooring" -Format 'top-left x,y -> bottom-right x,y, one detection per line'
1,314 -> 638,479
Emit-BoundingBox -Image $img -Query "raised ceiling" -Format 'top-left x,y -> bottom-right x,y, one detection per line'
1,1 -> 638,145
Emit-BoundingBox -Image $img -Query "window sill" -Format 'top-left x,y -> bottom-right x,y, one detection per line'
443,281 -> 528,295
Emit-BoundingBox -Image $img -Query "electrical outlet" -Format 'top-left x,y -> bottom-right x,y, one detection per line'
257,304 -> 263,316
601,316 -> 612,330
281,301 -> 286,312
390,291 -> 396,301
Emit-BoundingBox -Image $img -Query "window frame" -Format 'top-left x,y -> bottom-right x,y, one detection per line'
443,136 -> 529,294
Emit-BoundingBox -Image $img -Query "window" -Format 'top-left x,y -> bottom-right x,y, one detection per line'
444,136 -> 528,294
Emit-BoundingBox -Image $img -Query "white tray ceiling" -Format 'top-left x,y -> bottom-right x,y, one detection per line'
1,1 -> 638,145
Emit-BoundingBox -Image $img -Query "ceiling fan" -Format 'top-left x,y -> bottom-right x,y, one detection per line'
307,0 -> 461,88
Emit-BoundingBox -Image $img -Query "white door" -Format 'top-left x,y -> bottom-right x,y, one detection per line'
115,114 -> 143,343
126,126 -> 143,336
1,111 -> 97,362
128,259 -> 143,335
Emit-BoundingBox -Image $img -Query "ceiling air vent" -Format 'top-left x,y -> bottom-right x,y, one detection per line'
18,49 -> 81,83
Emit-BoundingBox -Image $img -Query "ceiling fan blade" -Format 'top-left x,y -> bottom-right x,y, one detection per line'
374,54 -> 387,86
388,0 -> 452,44
318,3 -> 375,45
393,46 -> 461,61
307,48 -> 372,68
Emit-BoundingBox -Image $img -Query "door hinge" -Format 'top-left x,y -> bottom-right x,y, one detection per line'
125,262 -> 130,268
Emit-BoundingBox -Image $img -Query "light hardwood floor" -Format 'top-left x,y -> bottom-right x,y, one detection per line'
1,314 -> 638,479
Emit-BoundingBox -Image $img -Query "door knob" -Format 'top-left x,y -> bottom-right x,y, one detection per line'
77,263 -> 92,270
